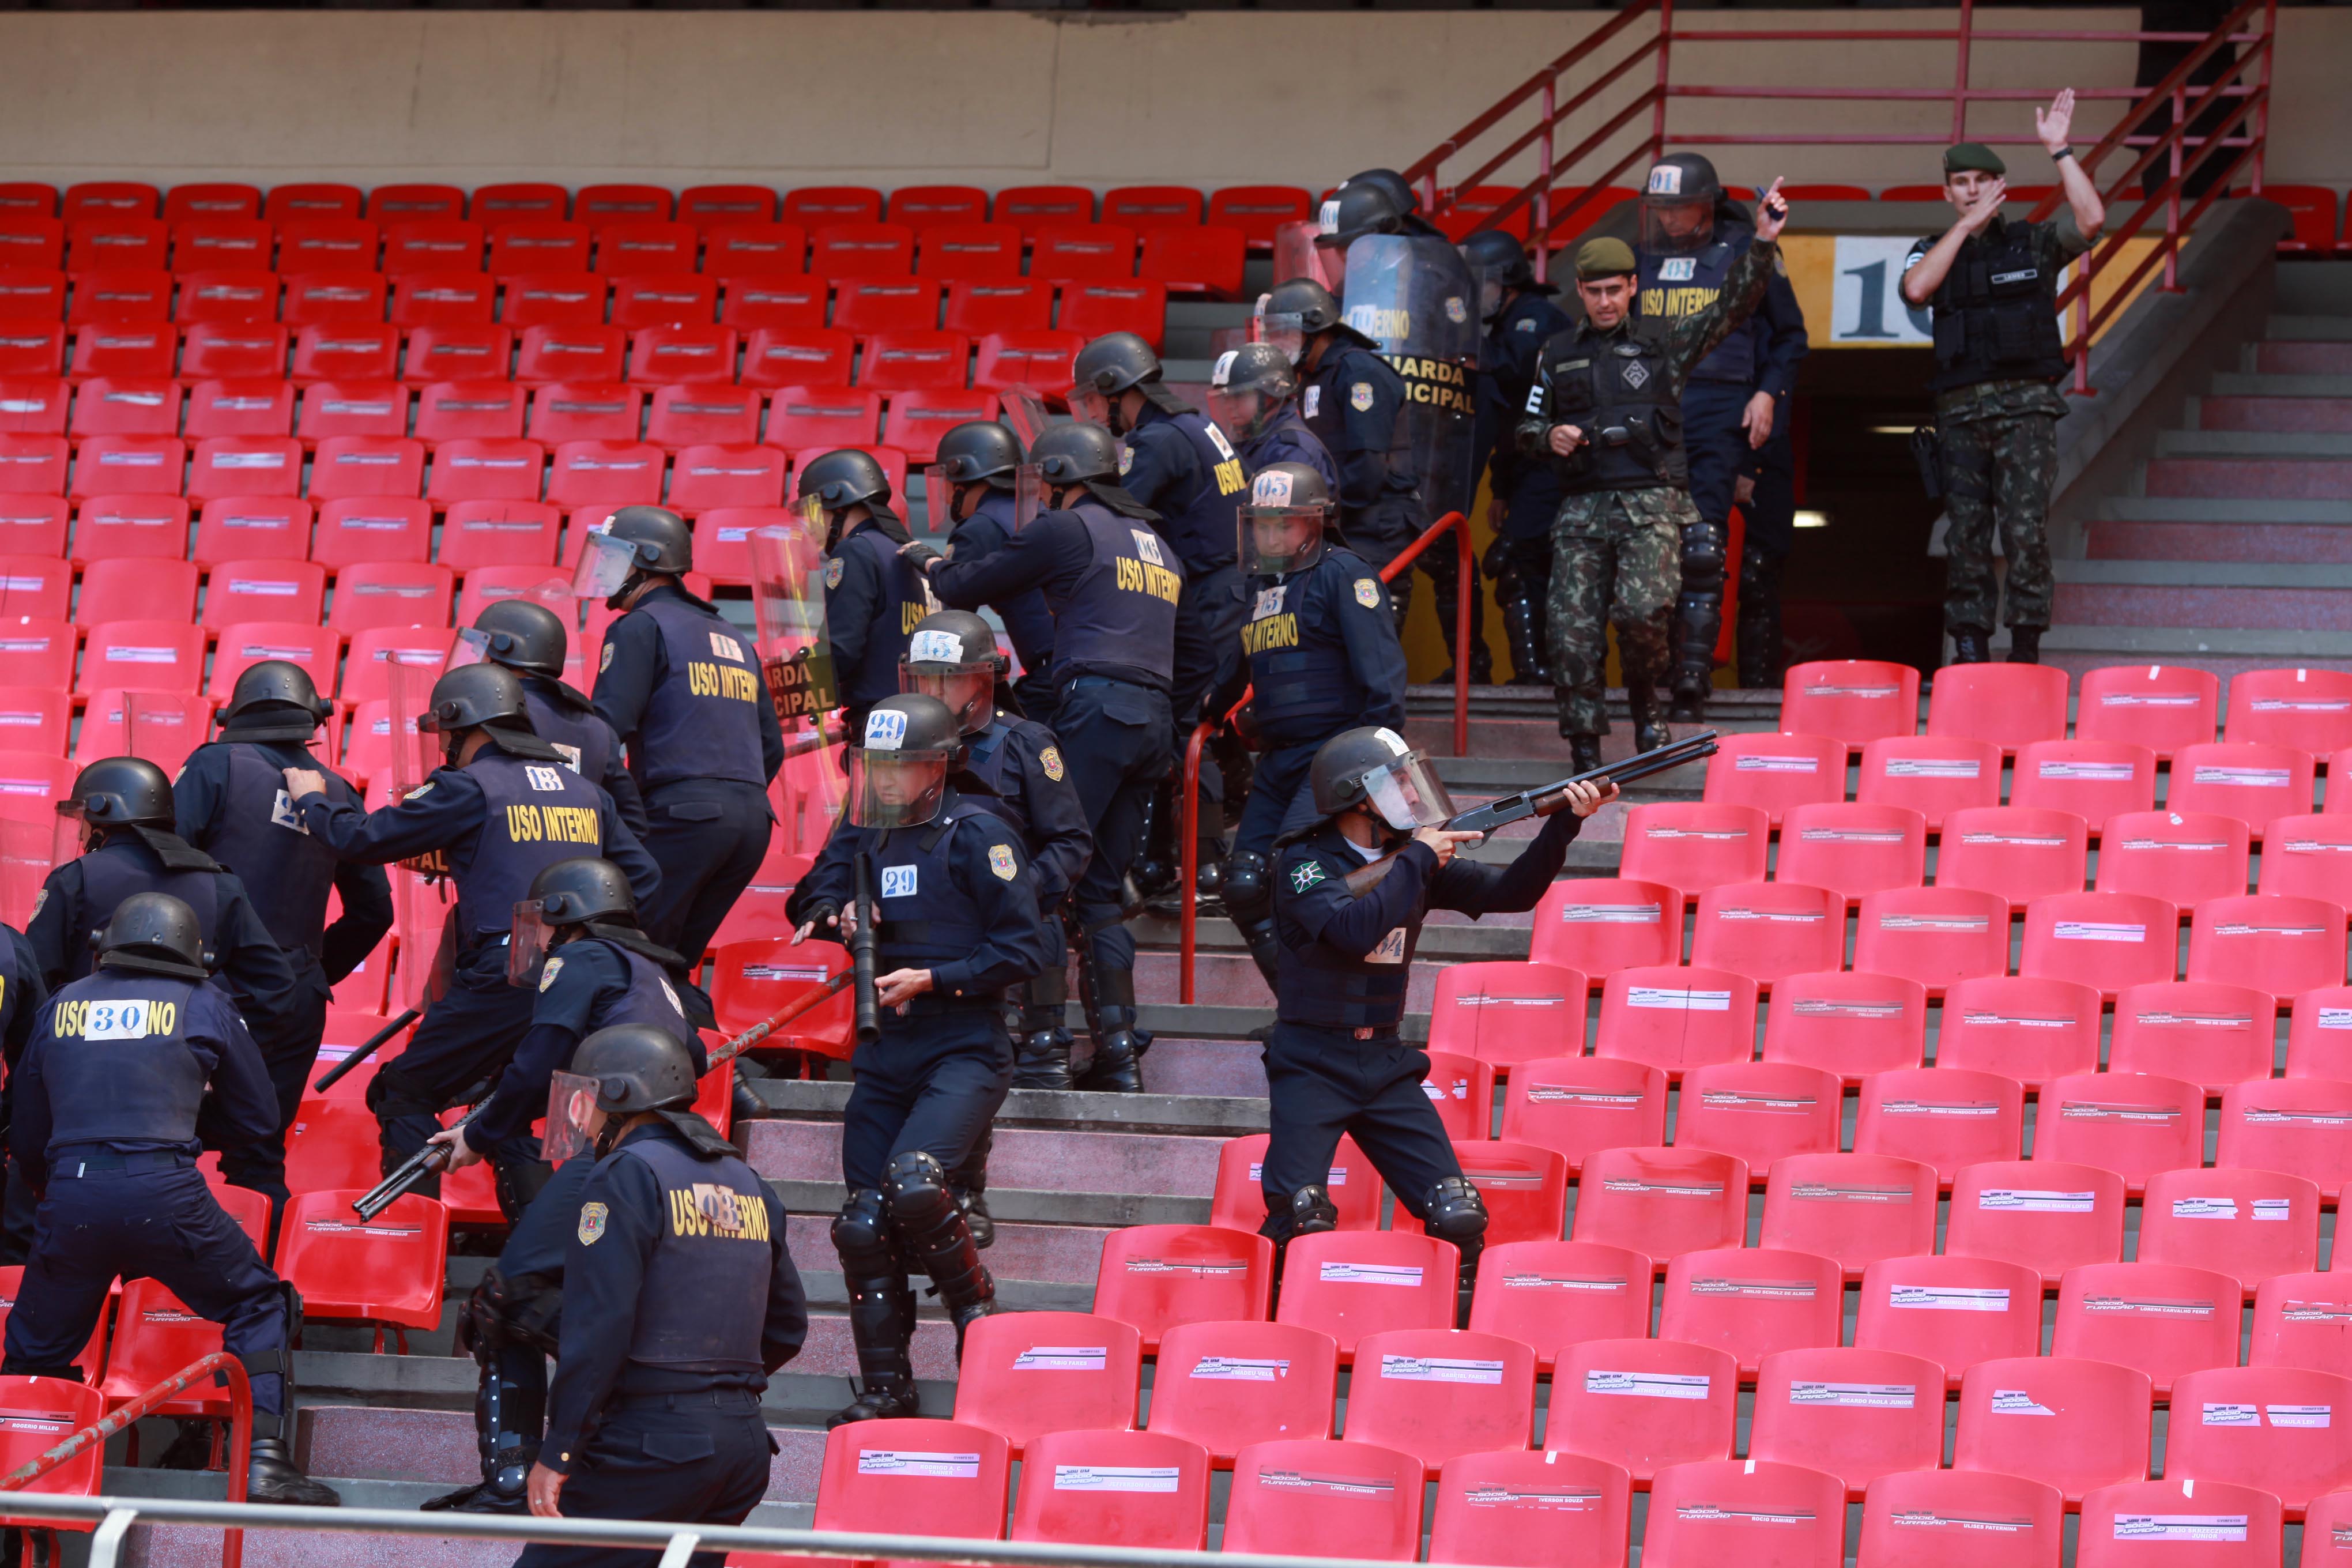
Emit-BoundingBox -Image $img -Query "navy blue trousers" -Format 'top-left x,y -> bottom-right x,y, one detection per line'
1054,677 -> 1171,974
1258,1024 -> 1464,1237
840,1014 -> 1012,1193
514,1391 -> 774,1568
639,781 -> 775,964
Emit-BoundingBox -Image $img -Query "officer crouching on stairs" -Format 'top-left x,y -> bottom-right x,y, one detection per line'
1264,730 -> 1615,1322
519,1024 -> 805,1567
1,893 -> 340,1505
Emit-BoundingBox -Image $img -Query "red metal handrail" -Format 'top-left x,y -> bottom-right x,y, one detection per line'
1176,509 -> 1472,1004
1,1351 -> 250,1568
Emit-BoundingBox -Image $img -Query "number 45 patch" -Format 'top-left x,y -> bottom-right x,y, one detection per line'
1290,861 -> 1326,893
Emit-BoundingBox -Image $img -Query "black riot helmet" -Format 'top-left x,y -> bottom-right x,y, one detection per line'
572,503 -> 691,606
1030,422 -> 1122,487
1460,229 -> 1556,314
61,756 -> 174,831
1205,342 -> 1298,443
1239,461 -> 1338,576
902,609 -> 1007,735
848,692 -> 968,829
934,421 -> 1024,491
571,1023 -> 699,1116
1307,725 -> 1458,832
1640,152 -> 1743,254
795,447 -> 894,512
416,665 -> 564,766
528,857 -> 638,927
93,891 -> 211,981
217,659 -> 331,742
1260,276 -> 1374,357
469,598 -> 568,680
1071,332 -> 1188,430
1316,180 -> 1407,252
1341,169 -> 1422,218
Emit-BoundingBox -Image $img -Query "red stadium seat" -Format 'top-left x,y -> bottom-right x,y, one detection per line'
644,383 -> 759,449
916,224 -> 1022,280
947,281 -> 1053,337
719,275 -> 827,331
1426,960 -> 1589,1074
576,186 -> 674,225
2217,1075 -> 2352,1202
67,217 -> 169,274
546,440 -> 665,510
70,323 -> 175,380
501,273 -> 608,330
1927,661 -> 2070,753
992,186 -> 1094,236
0,747 -> 74,817
1953,1354 -> 2152,1505
71,271 -> 174,328
403,323 -> 512,390
2107,979 -> 2277,1092
413,380 -> 526,446
2260,813 -> 2352,899
2162,1365 -> 2352,1516
0,435 -> 66,496
1936,805 -> 2089,910
372,186 -> 466,224
835,278 -> 943,337
266,185 -> 362,225
884,390 -> 996,463
1782,659 -> 1919,748
296,380 -> 410,444
1141,227 -> 1247,298
2139,1166 -> 2320,1291
879,187 -> 983,233
282,269 -> 387,328
1748,1346 -> 1946,1496
0,269 -> 66,323
1498,1056 -> 1664,1172
2189,893 -> 2347,997
1104,186 -> 1202,231
0,621 -> 74,691
743,333 -> 856,398
858,331 -> 969,392
2020,891 -> 2180,997
1592,964 -> 1757,1077
1947,1159 -> 2124,1288
0,220 -> 62,274
1033,225 -> 1137,281
1570,1147 -> 1748,1263
2096,809 -> 2251,906
1853,1066 -> 2023,1181
452,565 -> 571,630
1342,1328 -> 1535,1475
327,561 -> 454,633
679,189 -> 778,231
2076,1477 -> 2281,1567
186,436 -> 300,506
2034,1071 -> 2204,1194
2077,662 -> 2221,758
1427,1450 -> 1629,1568
811,223 -> 913,280
665,443 -> 783,515
973,330 -> 1081,397
307,436 -> 424,502
1615,801 -> 1768,898
1935,978 -> 2106,1090
526,383 -> 643,446
1275,1231 -> 1459,1357
100,1276 -> 233,1417
311,496 -> 432,568
2250,1271 -> 2352,1377
70,493 -> 189,563
1757,1152 -> 1938,1279
185,378 -> 297,441
71,689 -> 212,771
1466,1239 -> 1651,1373
0,556 -> 67,620
782,188 -> 882,228
1857,734 -> 2002,830
1639,1458 -> 1845,1568
71,435 -> 183,499
0,186 -> 58,220
1057,281 -> 1167,349
1758,969 -> 1926,1080
1656,1245 -> 1842,1378
1009,1428 -> 1210,1551
1529,878 -> 1680,978
2052,1260 -> 2241,1396
1675,1062 -> 1843,1173
1854,1252 -> 2041,1383
338,627 -> 454,707
472,186 -> 569,225
2010,740 -> 2158,834
428,439 -> 545,506
78,556 -> 195,623
705,224 -> 808,278
2225,668 -> 2352,756
208,623 -> 339,702
489,222 -> 591,277
2169,741 -> 2319,840
689,506 -> 789,587
1143,1319 -> 1337,1460
594,222 -> 698,279
2285,984 -> 2352,1079
1544,1339 -> 1737,1485
390,271 -> 494,330
1389,1140 -> 1566,1249
516,325 -> 626,387
1774,801 -> 1925,905
599,273 -> 718,334
1208,186 -> 1315,248
627,325 -> 736,386
382,220 -> 484,276
438,501 -> 561,572
0,691 -> 59,763
273,1189 -> 447,1333
291,323 -> 398,385
1857,1469 -> 2063,1568
0,1373 -> 106,1520
174,270 -> 280,327
951,1310 -> 1140,1454
0,327 -> 65,381
2263,184 -> 2344,253
1090,1224 -> 1272,1352
1416,1050 -> 1494,1142
809,1417 -> 1008,1563
1690,881 -> 1846,989
1222,1439 -> 1421,1560
172,220 -> 271,273
167,183 -> 260,223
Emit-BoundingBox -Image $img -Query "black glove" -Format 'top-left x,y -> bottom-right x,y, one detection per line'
795,899 -> 840,936
898,541 -> 945,572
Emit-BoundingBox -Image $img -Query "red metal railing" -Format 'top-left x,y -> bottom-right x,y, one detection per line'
0,1352 -> 250,1568
1399,0 -> 2275,389
1175,508 -> 1472,1004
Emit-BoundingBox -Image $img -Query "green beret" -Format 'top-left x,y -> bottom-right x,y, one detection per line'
1943,142 -> 2007,177
1574,237 -> 1637,281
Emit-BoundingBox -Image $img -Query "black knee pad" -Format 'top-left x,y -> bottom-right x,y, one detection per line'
492,1159 -> 553,1223
1222,850 -> 1272,925
881,1151 -> 956,1234
463,1266 -> 561,1359
1678,522 -> 1728,596
831,1188 -> 896,1277
1423,1176 -> 1489,1248
1257,1184 -> 1338,1246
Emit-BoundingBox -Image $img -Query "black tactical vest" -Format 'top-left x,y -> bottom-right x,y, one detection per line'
865,810 -> 998,976
1272,830 -> 1423,1033
458,752 -> 605,939
1927,221 -> 2070,392
1046,503 -> 1182,688
522,681 -> 614,784
583,942 -> 695,1047
1636,232 -> 1757,386
1130,409 -> 1248,574
618,1133 -> 773,1374
1539,322 -> 1688,492
1246,553 -> 1373,747
39,972 -> 209,1147
625,597 -> 768,789
200,744 -> 340,962
73,848 -> 223,981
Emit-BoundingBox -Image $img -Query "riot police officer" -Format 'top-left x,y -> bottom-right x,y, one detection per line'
930,421 -> 1056,715
1328,169 -> 1449,242
1213,465 -> 1407,990
1632,153 -> 1811,720
464,598 -> 650,841
909,424 -> 1180,1094
1462,231 -> 1573,687
786,694 -> 1052,1425
1264,731 -> 1614,1322
422,858 -> 707,1516
285,664 -> 658,1215
904,610 -> 1091,1095
582,506 -> 783,964
1899,92 -> 2106,665
1516,183 -> 1792,771
172,661 -> 395,1212
1207,341 -> 1338,491
520,1026 -> 805,1563
798,451 -> 938,736
1,893 -> 339,1505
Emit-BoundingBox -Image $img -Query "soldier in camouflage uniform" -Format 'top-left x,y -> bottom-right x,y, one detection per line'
1515,179 -> 1792,774
1900,91 -> 2106,665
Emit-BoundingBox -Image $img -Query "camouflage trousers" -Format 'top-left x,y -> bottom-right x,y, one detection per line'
1545,489 -> 1688,734
1940,409 -> 2058,633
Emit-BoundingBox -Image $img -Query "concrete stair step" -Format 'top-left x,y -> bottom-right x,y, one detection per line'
2053,559 -> 2352,634
2265,315 -> 2352,342
744,1118 -> 1222,1201
2038,623 -> 2352,672
785,1213 -> 1111,1284
2199,394 -> 2352,433
745,1076 -> 1270,1137
2146,456 -> 2352,499
2157,428 -> 2352,458
2210,371 -> 2352,396
2086,516 -> 2352,563
2056,559 -> 2352,588
2099,495 -> 2352,522
2251,340 -> 2352,373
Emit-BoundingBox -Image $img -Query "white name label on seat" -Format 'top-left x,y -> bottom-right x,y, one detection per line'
1627,987 -> 1731,1011
1011,1347 -> 1107,1371
1789,1381 -> 1916,1408
1318,1262 -> 1422,1287
1988,1390 -> 2055,1415
2052,921 -> 2146,943
1976,1189 -> 2096,1212
1054,1465 -> 1179,1493
1584,1370 -> 1709,1400
1381,1355 -> 1505,1385
1889,1286 -> 2010,1312
1189,1358 -> 1287,1381
858,1450 -> 981,1479
2114,1516 -> 2248,1542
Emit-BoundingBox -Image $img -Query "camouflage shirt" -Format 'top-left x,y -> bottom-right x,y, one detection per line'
1906,211 -> 2098,424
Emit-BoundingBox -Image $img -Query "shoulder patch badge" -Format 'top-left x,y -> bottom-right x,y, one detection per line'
1290,861 -> 1327,893
1349,382 -> 1374,412
405,780 -> 435,801
578,1201 -> 608,1246
988,844 -> 1018,881
538,955 -> 564,993
1354,578 -> 1381,609
599,642 -> 615,673
824,556 -> 845,589
1039,746 -> 1065,782
1117,445 -> 1134,476
29,888 -> 43,920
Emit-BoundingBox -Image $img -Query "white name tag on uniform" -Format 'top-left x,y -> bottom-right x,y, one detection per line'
881,865 -> 918,899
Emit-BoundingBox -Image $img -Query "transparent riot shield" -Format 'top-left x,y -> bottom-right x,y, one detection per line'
0,817 -> 52,931
450,576 -> 576,670
1252,306 -> 1306,368
748,523 -> 839,729
1340,233 -> 1483,526
921,463 -> 954,540
1012,465 -> 1042,532
1271,223 -> 1340,298
386,657 -> 454,1008
542,1071 -> 602,1165
999,387 -> 1051,451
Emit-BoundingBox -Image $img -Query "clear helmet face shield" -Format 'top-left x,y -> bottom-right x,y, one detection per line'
541,1070 -> 604,1165
1240,506 -> 1329,578
902,665 -> 996,735
1253,305 -> 1306,368
1360,747 -> 1457,832
1068,380 -> 1116,430
508,899 -> 554,987
570,522 -> 639,602
1639,198 -> 1716,256
847,749 -> 951,829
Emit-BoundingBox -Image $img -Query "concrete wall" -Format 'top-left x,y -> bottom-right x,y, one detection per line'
0,6 -> 2343,197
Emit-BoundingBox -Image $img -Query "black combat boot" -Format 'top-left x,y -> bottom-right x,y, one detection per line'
1501,592 -> 1550,686
832,1190 -> 924,1426
951,1126 -> 995,1249
1568,734 -> 1604,775
1430,587 -> 1494,685
423,1332 -> 540,1514
1011,967 -> 1074,1090
1075,963 -> 1147,1094
1626,680 -> 1671,755
2007,625 -> 2043,664
247,1401 -> 341,1508
1949,627 -> 1991,665
1129,779 -> 1176,901
1668,595 -> 1722,724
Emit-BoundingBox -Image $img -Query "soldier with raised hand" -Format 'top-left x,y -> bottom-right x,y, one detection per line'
1899,90 -> 2106,666
1516,179 -> 1792,773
